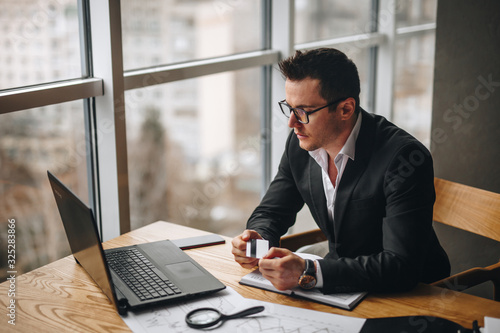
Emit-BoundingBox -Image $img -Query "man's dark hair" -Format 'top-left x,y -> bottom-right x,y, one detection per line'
278,48 -> 361,114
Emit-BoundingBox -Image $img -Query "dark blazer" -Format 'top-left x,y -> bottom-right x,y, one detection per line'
247,109 -> 450,293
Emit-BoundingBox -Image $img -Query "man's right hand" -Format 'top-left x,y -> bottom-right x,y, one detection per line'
231,230 -> 263,268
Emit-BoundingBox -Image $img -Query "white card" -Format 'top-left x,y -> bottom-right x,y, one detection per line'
246,239 -> 269,258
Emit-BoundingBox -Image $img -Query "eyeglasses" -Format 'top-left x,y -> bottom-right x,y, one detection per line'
278,97 -> 346,124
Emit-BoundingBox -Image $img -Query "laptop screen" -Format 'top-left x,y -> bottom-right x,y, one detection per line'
47,171 -> 119,310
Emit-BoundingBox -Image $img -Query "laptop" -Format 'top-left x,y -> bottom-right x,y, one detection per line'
47,171 -> 225,315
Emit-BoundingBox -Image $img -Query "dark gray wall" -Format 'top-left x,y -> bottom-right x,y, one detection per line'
431,0 -> 500,299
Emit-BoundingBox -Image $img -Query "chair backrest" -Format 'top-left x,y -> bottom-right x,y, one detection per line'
433,177 -> 500,243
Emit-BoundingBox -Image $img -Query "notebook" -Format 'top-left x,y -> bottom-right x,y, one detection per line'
240,252 -> 366,310
47,171 -> 226,315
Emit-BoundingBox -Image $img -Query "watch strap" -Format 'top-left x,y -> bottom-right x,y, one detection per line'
298,259 -> 317,289
304,259 -> 316,276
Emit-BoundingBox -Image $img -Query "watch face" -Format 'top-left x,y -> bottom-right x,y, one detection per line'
299,275 -> 317,289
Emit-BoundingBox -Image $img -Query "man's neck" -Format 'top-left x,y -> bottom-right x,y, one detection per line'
327,155 -> 339,187
324,113 -> 358,160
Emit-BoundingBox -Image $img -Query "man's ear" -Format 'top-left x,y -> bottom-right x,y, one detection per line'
340,97 -> 356,120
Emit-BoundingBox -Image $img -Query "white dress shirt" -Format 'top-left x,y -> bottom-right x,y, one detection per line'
306,112 -> 363,288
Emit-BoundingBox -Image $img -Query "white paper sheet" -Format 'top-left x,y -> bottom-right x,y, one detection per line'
483,316 -> 500,333
121,287 -> 366,333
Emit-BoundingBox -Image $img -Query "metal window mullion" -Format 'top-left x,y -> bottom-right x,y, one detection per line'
77,0 -> 91,78
260,0 -> 273,194
89,0 -> 130,240
123,50 -> 279,90
270,0 -> 294,181
0,78 -> 103,114
77,0 -> 101,238
294,32 -> 385,52
374,0 -> 397,119
366,0 -> 380,113
260,64 -> 273,194
396,23 -> 436,38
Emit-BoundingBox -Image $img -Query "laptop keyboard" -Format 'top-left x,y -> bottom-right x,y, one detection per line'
106,248 -> 182,301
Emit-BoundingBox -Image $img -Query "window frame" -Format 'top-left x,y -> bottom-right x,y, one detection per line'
0,0 -> 436,240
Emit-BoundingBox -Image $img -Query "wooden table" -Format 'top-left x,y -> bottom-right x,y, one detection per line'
1,221 -> 499,332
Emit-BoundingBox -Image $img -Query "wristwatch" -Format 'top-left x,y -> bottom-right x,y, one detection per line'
298,259 -> 317,289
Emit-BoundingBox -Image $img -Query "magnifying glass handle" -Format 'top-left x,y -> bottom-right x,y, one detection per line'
224,306 -> 265,320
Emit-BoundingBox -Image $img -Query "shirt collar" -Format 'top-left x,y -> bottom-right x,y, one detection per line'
339,110 -> 362,161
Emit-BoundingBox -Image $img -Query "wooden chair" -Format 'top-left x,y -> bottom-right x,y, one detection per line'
279,177 -> 500,300
431,177 -> 500,301
280,229 -> 327,252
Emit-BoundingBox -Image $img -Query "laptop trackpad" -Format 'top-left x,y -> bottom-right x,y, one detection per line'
166,261 -> 205,279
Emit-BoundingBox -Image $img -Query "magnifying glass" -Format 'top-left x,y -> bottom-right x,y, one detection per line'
185,305 -> 265,329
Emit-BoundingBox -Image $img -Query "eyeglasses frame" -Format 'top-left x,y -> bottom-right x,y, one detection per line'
278,97 -> 347,124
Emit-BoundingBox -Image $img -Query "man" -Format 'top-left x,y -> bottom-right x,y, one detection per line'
231,48 -> 450,294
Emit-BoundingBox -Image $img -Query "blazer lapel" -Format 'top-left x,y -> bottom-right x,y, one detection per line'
308,158 -> 333,236
334,158 -> 367,242
333,110 -> 374,242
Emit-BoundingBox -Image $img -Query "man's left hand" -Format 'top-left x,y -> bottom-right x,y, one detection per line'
258,247 -> 305,291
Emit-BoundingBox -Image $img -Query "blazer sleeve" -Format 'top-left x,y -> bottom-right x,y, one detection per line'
318,142 -> 437,293
246,132 -> 305,247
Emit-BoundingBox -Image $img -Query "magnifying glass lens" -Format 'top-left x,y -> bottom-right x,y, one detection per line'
186,308 -> 222,328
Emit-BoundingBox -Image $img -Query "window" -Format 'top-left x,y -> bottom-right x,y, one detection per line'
393,0 -> 437,146
295,0 -> 373,44
126,68 -> 262,235
0,0 -> 81,90
121,0 -> 263,70
0,102 -> 88,280
396,0 -> 437,28
393,31 -> 436,146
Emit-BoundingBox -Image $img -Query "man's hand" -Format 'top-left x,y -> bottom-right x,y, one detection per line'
231,230 -> 262,268
259,247 -> 305,291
